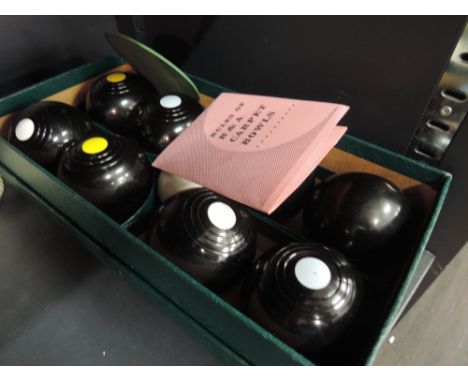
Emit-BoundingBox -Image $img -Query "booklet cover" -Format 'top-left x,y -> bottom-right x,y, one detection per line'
153,92 -> 349,214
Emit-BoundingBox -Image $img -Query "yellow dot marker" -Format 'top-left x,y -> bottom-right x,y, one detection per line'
106,72 -> 126,83
82,137 -> 109,155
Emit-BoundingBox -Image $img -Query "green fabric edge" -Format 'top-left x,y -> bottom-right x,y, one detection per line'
365,171 -> 452,365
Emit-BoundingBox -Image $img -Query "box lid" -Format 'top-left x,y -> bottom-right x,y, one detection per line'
105,32 -> 199,101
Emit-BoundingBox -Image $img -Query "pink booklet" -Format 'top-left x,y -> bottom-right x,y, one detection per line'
153,93 -> 349,214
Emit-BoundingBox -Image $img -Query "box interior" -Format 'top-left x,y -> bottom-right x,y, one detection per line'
0,59 -> 451,365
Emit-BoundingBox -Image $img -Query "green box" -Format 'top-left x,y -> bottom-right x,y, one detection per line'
0,54 -> 452,365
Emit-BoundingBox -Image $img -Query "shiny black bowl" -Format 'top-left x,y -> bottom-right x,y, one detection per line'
148,188 -> 256,291
303,172 -> 410,258
243,242 -> 360,357
7,101 -> 93,171
136,94 -> 203,154
57,135 -> 153,223
86,71 -> 158,137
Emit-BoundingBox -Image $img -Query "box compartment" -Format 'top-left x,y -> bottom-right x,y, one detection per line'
0,54 -> 452,365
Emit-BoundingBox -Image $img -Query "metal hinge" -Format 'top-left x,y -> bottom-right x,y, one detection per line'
406,22 -> 468,165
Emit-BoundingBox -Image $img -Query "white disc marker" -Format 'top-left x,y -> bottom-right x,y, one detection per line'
15,118 -> 35,141
294,257 -> 331,290
207,202 -> 237,230
160,95 -> 182,109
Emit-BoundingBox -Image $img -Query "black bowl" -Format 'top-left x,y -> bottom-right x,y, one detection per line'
243,241 -> 360,357
7,101 -> 93,171
57,134 -> 153,223
303,172 -> 410,259
136,94 -> 203,154
148,188 -> 256,291
86,71 -> 158,137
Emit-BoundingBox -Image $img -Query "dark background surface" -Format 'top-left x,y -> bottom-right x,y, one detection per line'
0,16 -> 116,98
0,15 -> 467,364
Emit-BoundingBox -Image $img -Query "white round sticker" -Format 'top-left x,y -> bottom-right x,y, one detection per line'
15,118 -> 35,141
207,202 -> 237,230
160,95 -> 182,109
294,257 -> 331,290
